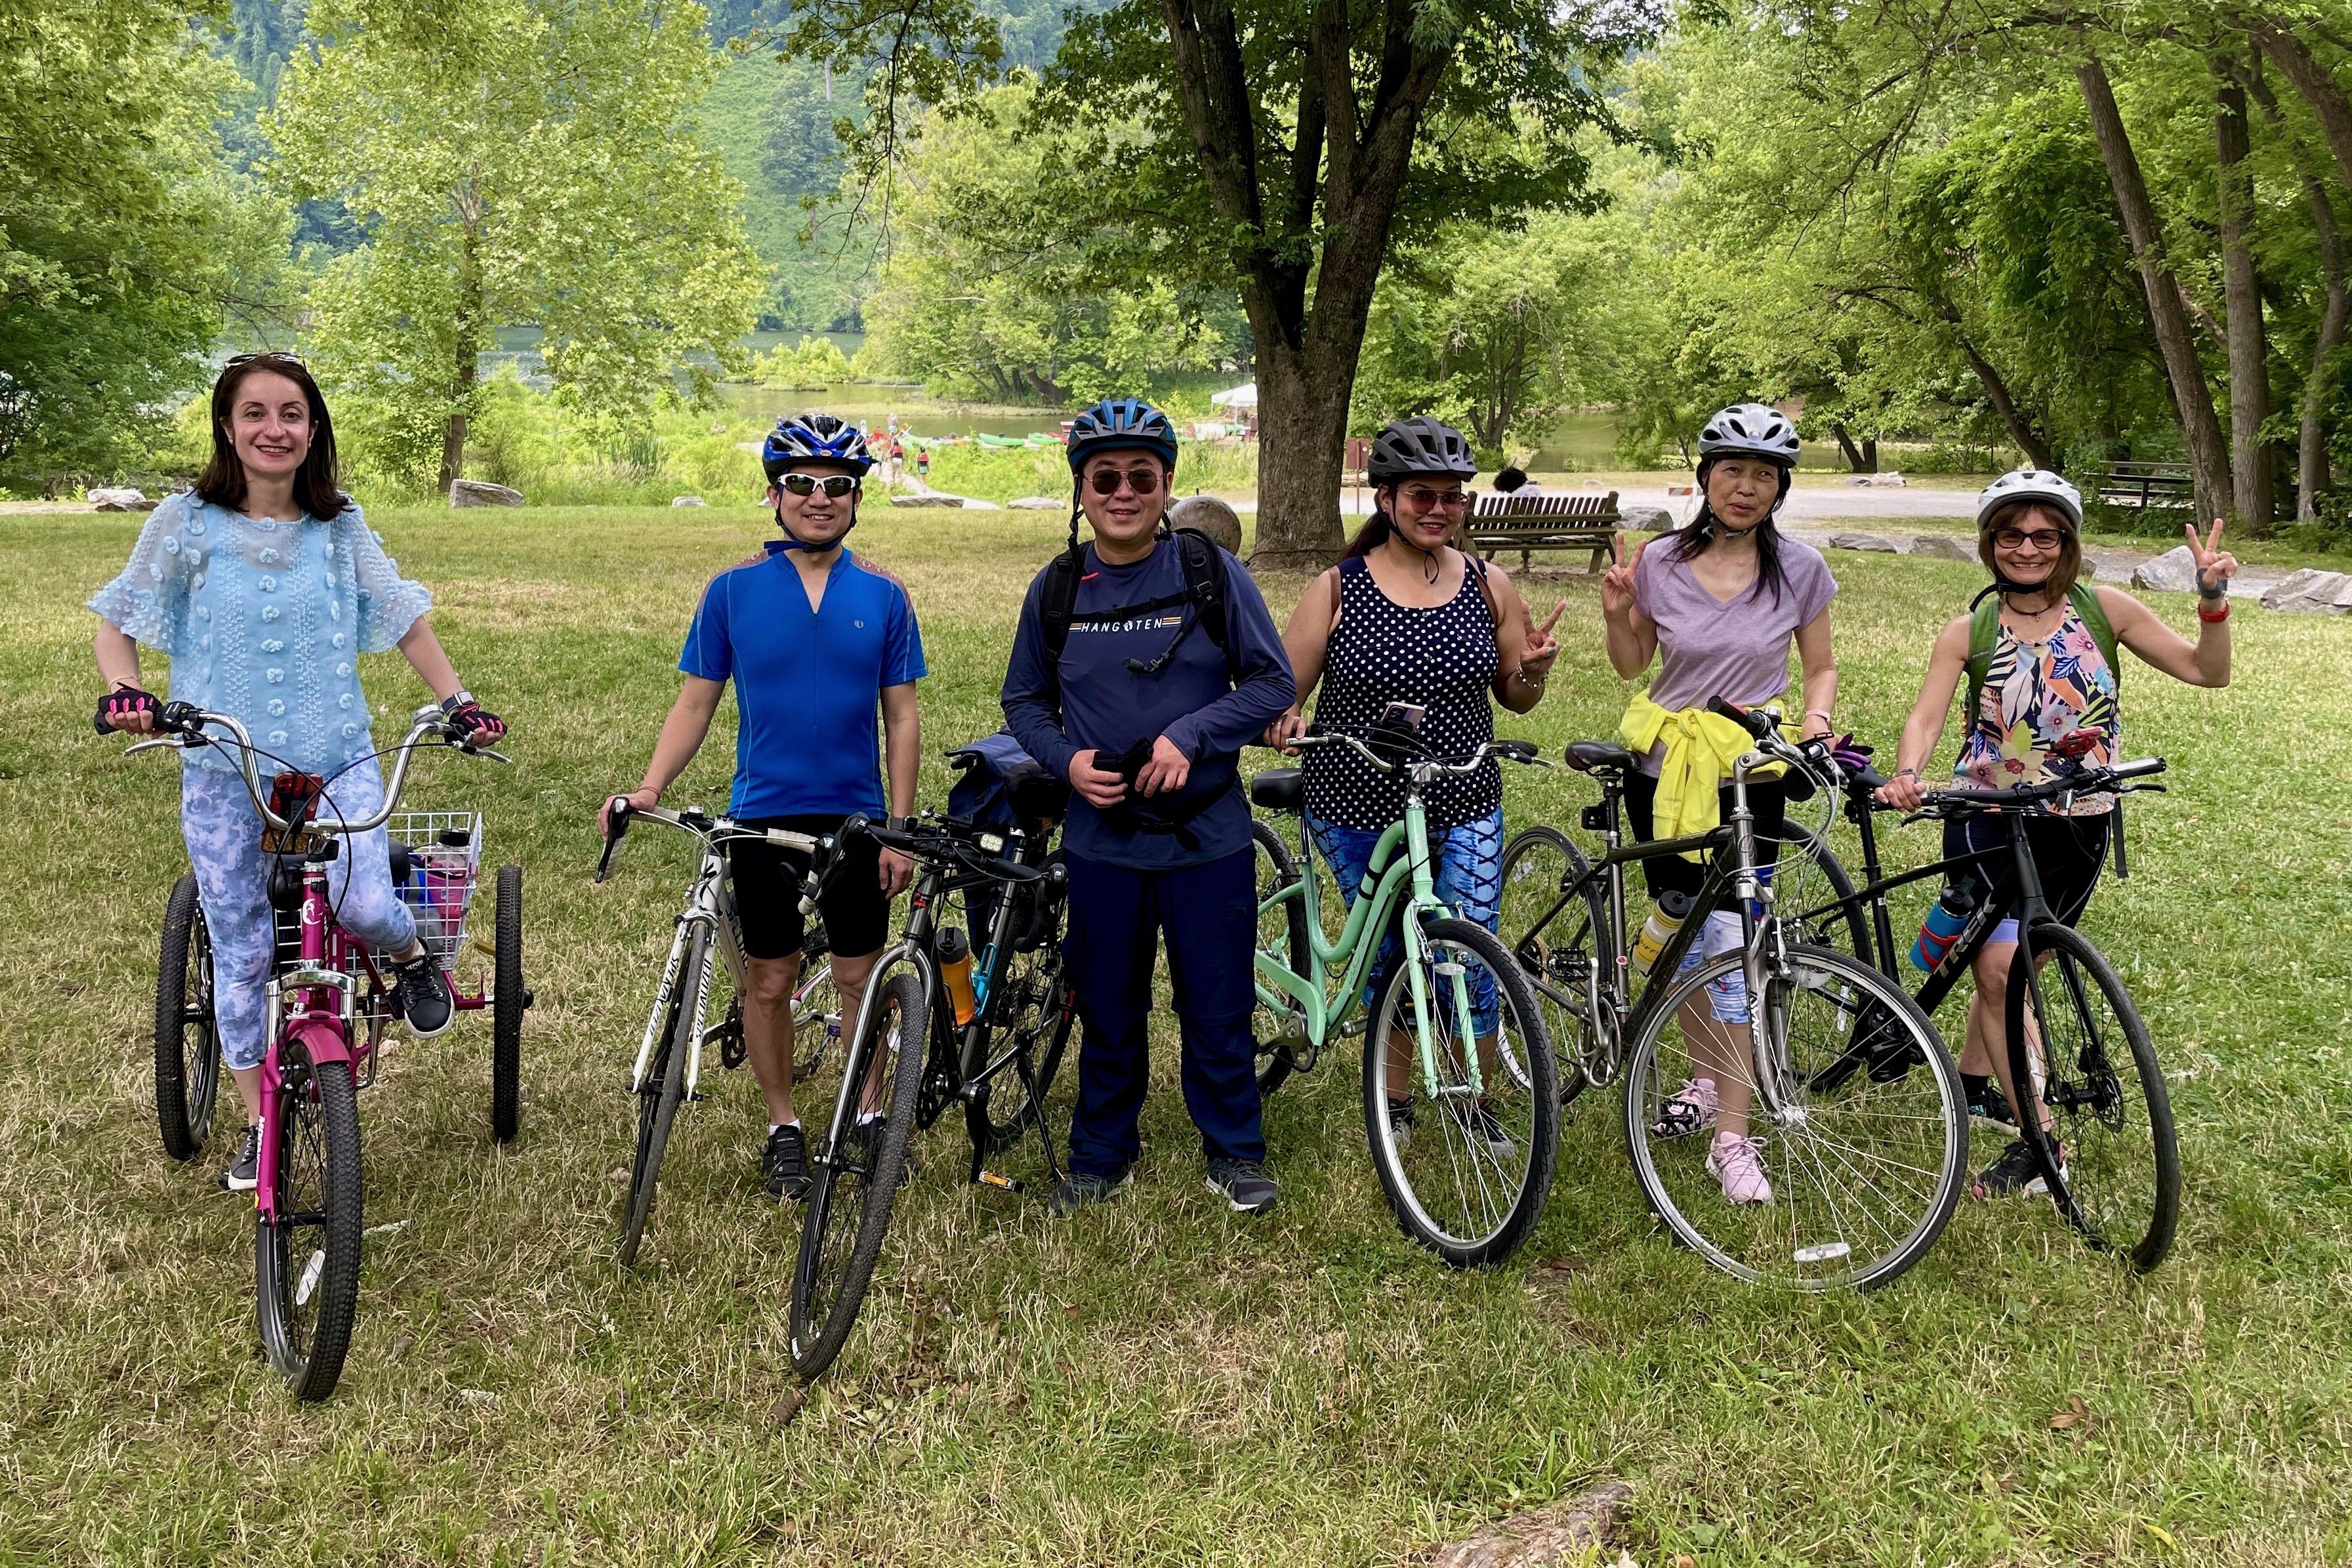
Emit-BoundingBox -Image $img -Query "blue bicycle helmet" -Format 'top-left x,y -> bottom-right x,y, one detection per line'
1066,397 -> 1177,472
762,412 -> 873,481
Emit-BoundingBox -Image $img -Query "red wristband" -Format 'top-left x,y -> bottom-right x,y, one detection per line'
2197,600 -> 2230,624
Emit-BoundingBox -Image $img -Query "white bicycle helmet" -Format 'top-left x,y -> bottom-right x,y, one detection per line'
1697,402 -> 1802,463
1975,468 -> 2082,530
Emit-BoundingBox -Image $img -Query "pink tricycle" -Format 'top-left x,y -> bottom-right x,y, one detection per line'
131,702 -> 525,1400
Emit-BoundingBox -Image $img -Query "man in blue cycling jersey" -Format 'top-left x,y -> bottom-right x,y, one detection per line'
602,413 -> 924,1202
1002,398 -> 1296,1216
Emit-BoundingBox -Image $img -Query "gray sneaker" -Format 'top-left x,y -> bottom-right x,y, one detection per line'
1048,1166 -> 1132,1216
1205,1157 -> 1277,1215
218,1123 -> 260,1192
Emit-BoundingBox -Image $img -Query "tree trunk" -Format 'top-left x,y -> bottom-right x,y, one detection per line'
2252,21 -> 2352,196
438,222 -> 484,497
2246,47 -> 2350,518
2214,64 -> 2275,529
1951,326 -> 2057,470
2078,56 -> 2233,522
1862,434 -> 1879,470
1252,337 -> 1358,562
1827,420 -> 1876,472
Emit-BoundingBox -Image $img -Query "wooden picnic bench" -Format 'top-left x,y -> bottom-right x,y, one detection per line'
1464,491 -> 1621,571
2094,461 -> 2194,510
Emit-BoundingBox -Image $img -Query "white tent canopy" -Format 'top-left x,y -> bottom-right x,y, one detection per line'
1208,382 -> 1258,409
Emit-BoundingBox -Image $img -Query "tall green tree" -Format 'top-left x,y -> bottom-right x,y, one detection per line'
269,0 -> 765,492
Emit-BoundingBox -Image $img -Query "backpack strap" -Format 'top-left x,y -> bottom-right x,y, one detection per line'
1170,527 -> 1240,685
1038,529 -> 1244,692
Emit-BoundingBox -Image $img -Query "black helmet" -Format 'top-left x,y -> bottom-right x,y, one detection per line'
1067,397 -> 1178,472
1367,417 -> 1476,485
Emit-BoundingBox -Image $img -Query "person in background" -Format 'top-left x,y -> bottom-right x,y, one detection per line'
1492,465 -> 1540,497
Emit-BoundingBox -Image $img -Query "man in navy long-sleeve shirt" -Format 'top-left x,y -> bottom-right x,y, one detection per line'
1002,398 -> 1296,1215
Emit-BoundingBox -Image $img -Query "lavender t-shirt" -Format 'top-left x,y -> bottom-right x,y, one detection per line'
1633,537 -> 1837,774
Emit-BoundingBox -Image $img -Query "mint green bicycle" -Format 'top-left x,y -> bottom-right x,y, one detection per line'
1250,725 -> 1558,1268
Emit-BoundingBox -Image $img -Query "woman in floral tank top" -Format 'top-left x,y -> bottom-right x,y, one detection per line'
1876,470 -> 2235,1199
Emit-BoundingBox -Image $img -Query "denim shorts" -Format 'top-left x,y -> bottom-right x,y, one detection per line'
1306,807 -> 1504,1034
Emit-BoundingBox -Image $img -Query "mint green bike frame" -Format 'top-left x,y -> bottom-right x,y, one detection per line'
1254,799 -> 1487,1101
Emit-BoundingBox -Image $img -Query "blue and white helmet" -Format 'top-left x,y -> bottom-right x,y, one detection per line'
762,412 -> 872,481
1067,397 -> 1178,472
1697,402 -> 1802,464
1976,468 -> 2083,530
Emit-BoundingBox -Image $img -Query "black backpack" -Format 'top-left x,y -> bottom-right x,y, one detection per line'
1037,526 -> 1240,691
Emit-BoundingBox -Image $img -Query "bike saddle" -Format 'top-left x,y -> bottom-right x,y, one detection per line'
1249,767 -> 1304,813
1563,741 -> 1636,775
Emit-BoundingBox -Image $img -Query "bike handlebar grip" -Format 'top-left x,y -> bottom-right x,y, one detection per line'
2110,756 -> 2167,781
1704,696 -> 1775,741
594,796 -> 632,884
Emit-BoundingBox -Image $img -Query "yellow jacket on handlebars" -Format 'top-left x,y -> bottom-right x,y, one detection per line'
1619,693 -> 1788,858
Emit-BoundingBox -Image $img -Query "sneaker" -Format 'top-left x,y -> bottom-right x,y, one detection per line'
1384,1096 -> 1415,1149
762,1124 -> 809,1202
1706,1131 -> 1773,1206
1206,1157 -> 1277,1215
1456,1100 -> 1516,1159
390,949 -> 455,1037
1967,1079 -> 2018,1134
1971,1137 -> 2059,1200
218,1123 -> 260,1192
1047,1166 -> 1132,1217
1650,1077 -> 1718,1140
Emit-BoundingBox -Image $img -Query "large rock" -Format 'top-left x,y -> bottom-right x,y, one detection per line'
670,495 -> 707,508
1434,1481 -> 1632,1567
449,479 -> 524,508
1168,494 -> 1243,554
2130,543 -> 2200,592
89,486 -> 154,512
1826,531 -> 1900,553
1908,533 -> 1975,562
888,492 -> 967,508
1841,471 -> 1908,487
1620,504 -> 1674,532
2260,568 -> 2352,615
1008,495 -> 1063,510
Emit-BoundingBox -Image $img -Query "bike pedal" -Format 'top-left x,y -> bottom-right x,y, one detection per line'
976,1170 -> 1023,1192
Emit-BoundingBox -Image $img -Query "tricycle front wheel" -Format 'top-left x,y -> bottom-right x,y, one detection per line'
491,863 -> 524,1143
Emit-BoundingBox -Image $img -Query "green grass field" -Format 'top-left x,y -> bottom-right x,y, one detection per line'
5,504 -> 2349,1565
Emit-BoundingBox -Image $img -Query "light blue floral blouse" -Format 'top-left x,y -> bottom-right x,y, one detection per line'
89,492 -> 434,777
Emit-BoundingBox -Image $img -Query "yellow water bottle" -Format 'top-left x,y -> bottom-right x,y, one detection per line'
936,926 -> 978,1025
1630,891 -> 1694,975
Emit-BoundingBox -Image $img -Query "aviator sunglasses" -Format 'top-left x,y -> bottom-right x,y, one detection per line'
1086,466 -> 1165,497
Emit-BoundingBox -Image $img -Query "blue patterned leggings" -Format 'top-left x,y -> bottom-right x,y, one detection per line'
181,758 -> 417,1069
1306,807 -> 1505,1034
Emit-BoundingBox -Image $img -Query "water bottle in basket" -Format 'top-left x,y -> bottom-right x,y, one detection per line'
419,827 -> 476,959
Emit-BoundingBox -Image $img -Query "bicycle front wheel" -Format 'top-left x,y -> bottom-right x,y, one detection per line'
790,970 -> 927,1382
1624,943 -> 1964,1290
490,863 -> 524,1143
1363,917 -> 1558,1268
256,1037 -> 363,1401
1252,818 -> 1311,1097
971,937 -> 1075,1158
2006,923 -> 2180,1272
617,933 -> 704,1268
1770,822 -> 1870,963
791,927 -> 840,1084
155,873 -> 222,1161
1498,826 -> 1607,1109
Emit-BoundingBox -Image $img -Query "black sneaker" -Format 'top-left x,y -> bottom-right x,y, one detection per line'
1047,1166 -> 1132,1216
391,949 -> 455,1037
762,1124 -> 809,1202
218,1123 -> 260,1192
1385,1096 -> 1415,1149
1971,1137 -> 2058,1201
1967,1079 -> 2018,1134
1205,1157 -> 1277,1215
1456,1100 -> 1516,1159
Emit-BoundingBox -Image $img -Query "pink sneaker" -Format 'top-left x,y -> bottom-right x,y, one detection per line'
1650,1077 -> 1718,1140
1706,1131 -> 1773,1206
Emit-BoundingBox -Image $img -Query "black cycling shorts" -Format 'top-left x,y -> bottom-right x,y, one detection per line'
728,813 -> 889,960
1943,810 -> 2110,938
1622,774 -> 1788,903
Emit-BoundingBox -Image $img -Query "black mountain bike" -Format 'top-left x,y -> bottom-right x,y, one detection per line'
789,775 -> 1075,1382
1787,750 -> 2182,1272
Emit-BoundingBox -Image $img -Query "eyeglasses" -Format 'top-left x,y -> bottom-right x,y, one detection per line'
1086,466 -> 1164,497
1397,486 -> 1469,512
778,473 -> 860,499
224,350 -> 306,369
1993,527 -> 2067,551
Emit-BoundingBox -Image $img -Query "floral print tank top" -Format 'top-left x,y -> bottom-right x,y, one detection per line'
1954,606 -> 2118,816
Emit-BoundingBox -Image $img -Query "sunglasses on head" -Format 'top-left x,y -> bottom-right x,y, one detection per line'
224,350 -> 306,369
1086,466 -> 1164,497
777,473 -> 860,498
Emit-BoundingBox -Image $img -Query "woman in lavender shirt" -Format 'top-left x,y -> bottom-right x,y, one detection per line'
1598,403 -> 1838,1207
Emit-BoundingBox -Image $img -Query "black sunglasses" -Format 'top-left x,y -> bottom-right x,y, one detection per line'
777,473 -> 860,498
224,350 -> 307,369
1086,466 -> 1164,497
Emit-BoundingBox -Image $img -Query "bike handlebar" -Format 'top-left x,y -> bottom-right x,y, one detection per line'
1287,731 -> 1546,778
838,813 -> 1043,886
1907,756 -> 2167,817
593,796 -> 825,903
119,703 -> 506,834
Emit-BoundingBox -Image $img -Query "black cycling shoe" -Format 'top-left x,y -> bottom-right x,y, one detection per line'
762,1124 -> 810,1202
391,949 -> 455,1037
1206,1157 -> 1277,1215
218,1123 -> 260,1193
1048,1166 -> 1132,1217
1966,1078 -> 2018,1134
1971,1137 -> 2057,1201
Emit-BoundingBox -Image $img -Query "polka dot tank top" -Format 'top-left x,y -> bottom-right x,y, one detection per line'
1302,555 -> 1500,831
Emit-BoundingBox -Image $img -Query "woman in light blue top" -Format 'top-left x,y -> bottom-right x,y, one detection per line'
91,353 -> 506,1192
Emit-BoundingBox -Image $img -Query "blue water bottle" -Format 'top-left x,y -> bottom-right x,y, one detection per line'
1910,883 -> 1974,972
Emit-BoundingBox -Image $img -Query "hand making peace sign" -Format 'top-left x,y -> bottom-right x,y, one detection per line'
1519,598 -> 1567,682
2187,517 -> 2239,596
1600,531 -> 1645,621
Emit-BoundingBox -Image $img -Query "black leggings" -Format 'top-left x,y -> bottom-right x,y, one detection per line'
1622,774 -> 1789,903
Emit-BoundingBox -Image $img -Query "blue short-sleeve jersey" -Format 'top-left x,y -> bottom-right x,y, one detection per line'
680,543 -> 925,818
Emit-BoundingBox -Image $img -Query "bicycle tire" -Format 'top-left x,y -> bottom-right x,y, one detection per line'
972,936 -> 1076,1157
1622,942 -> 1964,1290
1252,818 -> 1311,1098
491,863 -> 524,1143
1771,823 -> 1870,963
2004,923 -> 2180,1272
790,970 -> 928,1382
617,932 -> 704,1268
155,873 -> 222,1162
1498,825 -> 1608,1111
791,930 -> 840,1084
255,1037 -> 363,1401
1363,917 -> 1559,1268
